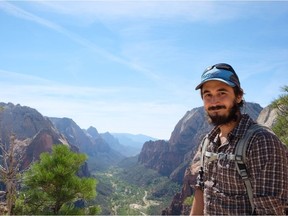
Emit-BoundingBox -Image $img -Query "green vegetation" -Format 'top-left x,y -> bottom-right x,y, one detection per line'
93,161 -> 181,215
14,145 -> 101,215
183,195 -> 194,206
271,85 -> 288,145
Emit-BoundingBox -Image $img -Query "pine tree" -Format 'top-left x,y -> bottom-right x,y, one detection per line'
271,85 -> 288,145
14,144 -> 101,215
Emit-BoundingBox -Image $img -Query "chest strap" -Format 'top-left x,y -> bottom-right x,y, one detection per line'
204,151 -> 235,163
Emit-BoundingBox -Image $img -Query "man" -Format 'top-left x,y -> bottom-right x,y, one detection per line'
190,63 -> 288,215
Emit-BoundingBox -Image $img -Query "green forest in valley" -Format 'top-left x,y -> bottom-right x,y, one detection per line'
93,156 -> 181,215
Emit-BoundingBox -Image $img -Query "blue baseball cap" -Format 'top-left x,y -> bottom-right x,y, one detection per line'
195,63 -> 241,90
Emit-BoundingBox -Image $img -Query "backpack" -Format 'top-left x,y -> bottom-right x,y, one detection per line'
199,123 -> 273,214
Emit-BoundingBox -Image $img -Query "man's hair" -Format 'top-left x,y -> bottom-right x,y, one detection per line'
234,87 -> 244,108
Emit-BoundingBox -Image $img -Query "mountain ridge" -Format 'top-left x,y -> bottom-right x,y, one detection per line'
0,102 -> 155,170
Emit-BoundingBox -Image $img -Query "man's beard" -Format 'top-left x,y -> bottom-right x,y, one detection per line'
207,101 -> 240,126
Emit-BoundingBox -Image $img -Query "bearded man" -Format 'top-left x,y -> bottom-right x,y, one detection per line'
190,63 -> 288,215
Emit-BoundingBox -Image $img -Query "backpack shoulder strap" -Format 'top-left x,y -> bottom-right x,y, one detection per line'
235,124 -> 273,163
200,135 -> 210,168
196,135 -> 210,190
234,123 -> 272,214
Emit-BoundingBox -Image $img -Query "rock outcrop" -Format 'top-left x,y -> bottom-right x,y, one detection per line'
256,105 -> 278,127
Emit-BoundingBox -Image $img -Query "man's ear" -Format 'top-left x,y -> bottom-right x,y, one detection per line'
236,88 -> 244,103
236,94 -> 243,104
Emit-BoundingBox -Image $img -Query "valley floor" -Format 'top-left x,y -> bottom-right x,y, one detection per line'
93,165 -> 181,215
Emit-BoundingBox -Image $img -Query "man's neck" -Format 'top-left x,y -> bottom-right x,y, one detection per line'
219,114 -> 242,139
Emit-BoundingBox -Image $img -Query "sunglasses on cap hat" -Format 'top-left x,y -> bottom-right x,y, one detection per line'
195,63 -> 241,90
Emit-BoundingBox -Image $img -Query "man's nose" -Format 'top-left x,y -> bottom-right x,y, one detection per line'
210,95 -> 219,104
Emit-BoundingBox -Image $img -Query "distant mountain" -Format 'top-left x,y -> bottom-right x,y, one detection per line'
99,133 -> 157,157
100,132 -> 137,157
111,133 -> 157,156
112,133 -> 157,146
49,120 -> 125,172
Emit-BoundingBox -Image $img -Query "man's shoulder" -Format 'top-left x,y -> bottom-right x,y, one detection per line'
233,114 -> 255,138
249,123 -> 276,139
247,123 -> 287,152
249,123 -> 274,135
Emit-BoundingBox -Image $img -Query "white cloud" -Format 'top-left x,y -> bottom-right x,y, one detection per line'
20,1 -> 288,25
0,1 -> 242,28
0,1 -> 162,82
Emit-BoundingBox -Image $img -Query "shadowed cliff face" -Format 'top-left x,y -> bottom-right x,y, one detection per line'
22,129 -> 70,168
138,140 -> 182,176
138,107 -> 212,183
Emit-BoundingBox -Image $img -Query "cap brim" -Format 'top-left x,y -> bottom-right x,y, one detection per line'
195,78 -> 236,90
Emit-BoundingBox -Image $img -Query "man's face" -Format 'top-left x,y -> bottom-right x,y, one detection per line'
201,80 -> 242,126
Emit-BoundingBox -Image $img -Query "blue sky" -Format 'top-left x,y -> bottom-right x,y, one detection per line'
0,1 -> 287,140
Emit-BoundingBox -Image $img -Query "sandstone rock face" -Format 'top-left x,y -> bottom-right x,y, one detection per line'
0,103 -> 53,144
138,140 -> 174,176
23,129 -> 70,168
257,106 -> 278,127
138,107 -> 210,183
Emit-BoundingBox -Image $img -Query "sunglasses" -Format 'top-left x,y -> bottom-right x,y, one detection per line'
204,63 -> 239,81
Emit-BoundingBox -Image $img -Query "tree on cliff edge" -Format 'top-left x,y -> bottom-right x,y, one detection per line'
271,85 -> 288,145
14,144 -> 101,215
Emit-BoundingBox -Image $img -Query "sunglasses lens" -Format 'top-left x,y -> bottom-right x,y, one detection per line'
203,63 -> 234,74
215,63 -> 234,73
